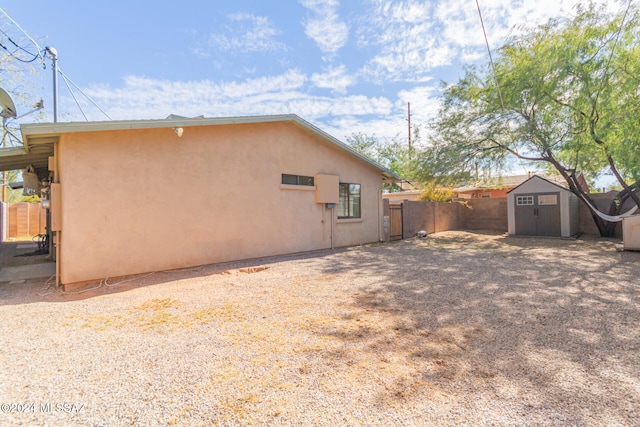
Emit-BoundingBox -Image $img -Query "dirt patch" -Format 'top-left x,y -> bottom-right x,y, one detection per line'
0,231 -> 637,426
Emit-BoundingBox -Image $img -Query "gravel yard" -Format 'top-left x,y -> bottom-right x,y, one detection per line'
0,231 -> 638,426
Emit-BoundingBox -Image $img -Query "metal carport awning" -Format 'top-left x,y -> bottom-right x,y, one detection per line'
0,138 -> 55,177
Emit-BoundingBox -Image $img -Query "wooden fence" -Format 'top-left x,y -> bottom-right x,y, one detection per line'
384,193 -> 626,241
1,202 -> 47,241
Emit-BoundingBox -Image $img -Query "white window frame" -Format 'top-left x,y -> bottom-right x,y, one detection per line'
516,195 -> 534,206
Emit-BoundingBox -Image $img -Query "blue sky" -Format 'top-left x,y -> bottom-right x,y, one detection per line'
1,0 -> 622,153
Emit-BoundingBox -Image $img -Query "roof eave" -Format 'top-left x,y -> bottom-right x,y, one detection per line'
20,114 -> 401,180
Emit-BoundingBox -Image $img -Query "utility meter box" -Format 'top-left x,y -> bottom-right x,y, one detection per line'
50,183 -> 62,231
314,174 -> 339,204
622,215 -> 640,250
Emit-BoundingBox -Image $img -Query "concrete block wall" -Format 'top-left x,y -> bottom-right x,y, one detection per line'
388,193 -> 634,240
463,199 -> 508,231
401,201 -> 433,237
400,200 -> 469,238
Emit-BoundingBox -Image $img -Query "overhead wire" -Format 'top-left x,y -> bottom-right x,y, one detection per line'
0,40 -> 41,63
0,8 -> 45,66
1,8 -> 113,121
474,0 -> 637,221
475,0 -> 505,111
58,68 -> 113,121
0,28 -> 42,62
474,0 -> 528,178
59,70 -> 88,121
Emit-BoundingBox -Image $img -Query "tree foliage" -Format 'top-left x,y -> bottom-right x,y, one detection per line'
0,14 -> 45,202
423,2 -> 640,236
417,184 -> 455,203
346,131 -> 419,191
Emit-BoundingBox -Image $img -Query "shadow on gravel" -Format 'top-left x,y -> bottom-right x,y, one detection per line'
0,247 -> 348,306
316,233 -> 640,424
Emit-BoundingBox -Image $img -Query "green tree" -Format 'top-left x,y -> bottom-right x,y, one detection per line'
0,13 -> 45,202
416,184 -> 455,202
346,130 -> 420,191
423,2 -> 640,236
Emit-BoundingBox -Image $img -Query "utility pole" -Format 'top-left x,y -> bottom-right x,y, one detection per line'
46,47 -> 58,122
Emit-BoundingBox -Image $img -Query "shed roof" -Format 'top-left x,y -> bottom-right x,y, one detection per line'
454,173 -> 566,193
506,174 -> 570,194
1,114 -> 400,180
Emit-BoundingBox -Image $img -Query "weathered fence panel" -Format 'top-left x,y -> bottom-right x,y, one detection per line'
2,202 -> 46,240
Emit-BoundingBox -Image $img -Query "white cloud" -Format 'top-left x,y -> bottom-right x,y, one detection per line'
205,13 -> 286,54
357,0 -> 617,84
397,85 -> 440,120
311,65 -> 357,94
300,0 -> 349,59
69,70 -> 394,139
358,0 -> 451,82
54,0 -> 625,146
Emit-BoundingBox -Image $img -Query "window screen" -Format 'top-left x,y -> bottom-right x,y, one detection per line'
338,183 -> 361,218
282,174 -> 314,186
538,195 -> 558,205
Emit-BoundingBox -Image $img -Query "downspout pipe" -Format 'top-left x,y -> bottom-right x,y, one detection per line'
378,188 -> 383,241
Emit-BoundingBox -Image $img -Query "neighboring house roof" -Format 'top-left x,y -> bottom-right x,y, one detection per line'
382,190 -> 422,201
454,174 -> 567,193
4,114 -> 399,180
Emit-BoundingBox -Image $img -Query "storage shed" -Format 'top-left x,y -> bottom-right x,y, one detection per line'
507,175 -> 579,238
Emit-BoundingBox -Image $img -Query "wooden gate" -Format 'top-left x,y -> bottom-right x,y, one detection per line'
389,204 -> 403,241
4,202 -> 46,240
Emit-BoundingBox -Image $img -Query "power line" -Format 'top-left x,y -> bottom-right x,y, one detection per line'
59,71 -> 88,121
0,41 -> 41,63
0,28 -> 42,63
475,0 -> 505,111
1,8 -> 112,121
0,8 -> 45,66
474,0 -> 534,179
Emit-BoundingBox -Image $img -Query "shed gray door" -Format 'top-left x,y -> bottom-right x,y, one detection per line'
515,193 -> 561,236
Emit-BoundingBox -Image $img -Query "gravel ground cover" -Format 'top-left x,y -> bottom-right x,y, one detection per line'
0,231 -> 638,426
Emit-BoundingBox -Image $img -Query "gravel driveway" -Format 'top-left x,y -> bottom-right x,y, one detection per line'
0,231 -> 638,426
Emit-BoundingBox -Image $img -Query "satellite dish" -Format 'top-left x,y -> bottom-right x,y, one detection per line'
0,88 -> 17,119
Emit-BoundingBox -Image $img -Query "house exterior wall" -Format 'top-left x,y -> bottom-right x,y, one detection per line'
56,122 -> 385,284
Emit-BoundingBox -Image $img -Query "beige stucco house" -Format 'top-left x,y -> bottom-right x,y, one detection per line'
14,115 -> 398,286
